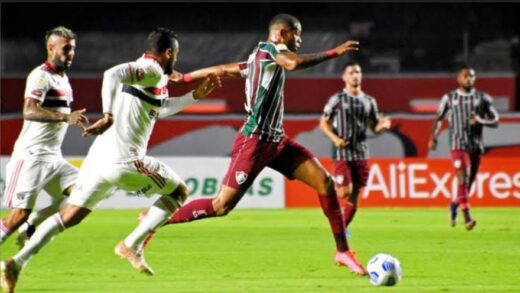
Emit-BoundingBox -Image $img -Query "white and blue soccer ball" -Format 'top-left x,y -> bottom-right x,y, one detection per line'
366,253 -> 403,286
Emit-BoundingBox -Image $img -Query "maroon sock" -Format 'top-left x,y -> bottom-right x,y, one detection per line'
167,198 -> 216,224
462,208 -> 472,223
318,193 -> 349,252
457,184 -> 470,210
341,201 -> 357,228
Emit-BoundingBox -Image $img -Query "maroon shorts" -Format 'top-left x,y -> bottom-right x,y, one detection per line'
450,149 -> 481,186
333,160 -> 370,189
222,132 -> 314,190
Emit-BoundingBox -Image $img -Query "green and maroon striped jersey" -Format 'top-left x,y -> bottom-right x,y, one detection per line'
437,89 -> 499,154
239,42 -> 286,142
323,91 -> 380,161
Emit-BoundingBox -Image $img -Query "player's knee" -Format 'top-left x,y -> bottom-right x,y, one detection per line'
169,184 -> 190,205
319,174 -> 335,194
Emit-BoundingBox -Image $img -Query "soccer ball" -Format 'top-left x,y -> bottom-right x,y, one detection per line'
366,253 -> 402,286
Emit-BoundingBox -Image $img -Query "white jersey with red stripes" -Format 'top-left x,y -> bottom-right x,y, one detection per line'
12,61 -> 73,160
87,54 -> 170,163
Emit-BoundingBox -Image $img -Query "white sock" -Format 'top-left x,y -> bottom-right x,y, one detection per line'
13,213 -> 65,268
124,196 -> 178,251
27,200 -> 63,226
0,220 -> 12,244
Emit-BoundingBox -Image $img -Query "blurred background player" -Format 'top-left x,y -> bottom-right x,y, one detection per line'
319,62 -> 391,237
138,14 -> 368,276
0,26 -> 87,248
428,66 -> 499,230
0,27 -> 220,292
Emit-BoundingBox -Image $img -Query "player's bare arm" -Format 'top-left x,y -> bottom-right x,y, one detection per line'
23,98 -> 88,129
428,115 -> 444,150
275,40 -> 359,71
373,114 -> 391,134
319,115 -> 348,148
172,62 -> 242,84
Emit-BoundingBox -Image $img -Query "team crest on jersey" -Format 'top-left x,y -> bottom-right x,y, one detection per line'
235,171 -> 248,185
336,175 -> 344,185
148,109 -> 159,120
31,89 -> 43,97
136,68 -> 144,81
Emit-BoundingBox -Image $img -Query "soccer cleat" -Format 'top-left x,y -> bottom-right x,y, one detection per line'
115,241 -> 155,276
334,250 -> 367,276
0,259 -> 20,293
465,220 -> 477,231
449,202 -> 458,227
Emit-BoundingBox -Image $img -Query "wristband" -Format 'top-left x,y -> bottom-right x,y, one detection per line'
325,49 -> 338,58
183,73 -> 194,83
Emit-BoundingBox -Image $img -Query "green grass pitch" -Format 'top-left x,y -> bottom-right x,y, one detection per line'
1,208 -> 519,292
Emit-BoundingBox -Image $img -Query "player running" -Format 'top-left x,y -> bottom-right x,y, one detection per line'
319,62 -> 391,237
428,65 -> 499,230
136,14 -> 367,276
0,27 -> 220,292
0,26 -> 87,248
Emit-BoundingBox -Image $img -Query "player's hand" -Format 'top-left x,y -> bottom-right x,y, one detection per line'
168,70 -> 184,84
469,113 -> 480,126
82,113 -> 114,137
428,137 -> 438,150
193,74 -> 222,100
375,114 -> 391,133
66,108 -> 89,130
334,40 -> 359,56
333,137 -> 349,148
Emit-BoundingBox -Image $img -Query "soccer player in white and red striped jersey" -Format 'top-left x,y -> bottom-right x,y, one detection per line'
0,28 -> 220,292
428,66 -> 499,230
320,62 -> 391,237
0,26 -> 88,248
139,14 -> 367,276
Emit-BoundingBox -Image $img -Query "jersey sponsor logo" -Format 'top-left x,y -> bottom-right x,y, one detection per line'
235,171 -> 248,185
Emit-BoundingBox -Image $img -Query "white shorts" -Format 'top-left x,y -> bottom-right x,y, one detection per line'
2,158 -> 78,209
68,156 -> 184,210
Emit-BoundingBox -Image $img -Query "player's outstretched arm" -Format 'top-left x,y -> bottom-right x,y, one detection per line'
159,75 -> 222,118
23,98 -> 88,129
171,63 -> 243,84
319,115 -> 349,148
275,40 -> 359,71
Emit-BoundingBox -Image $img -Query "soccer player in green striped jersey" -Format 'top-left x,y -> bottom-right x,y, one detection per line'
428,66 -> 499,231
138,14 -> 368,275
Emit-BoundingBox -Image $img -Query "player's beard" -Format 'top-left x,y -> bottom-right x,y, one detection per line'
164,62 -> 174,75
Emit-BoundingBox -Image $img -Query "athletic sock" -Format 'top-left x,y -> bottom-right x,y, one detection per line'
167,198 -> 216,224
318,192 -> 349,252
124,196 -> 178,251
13,213 -> 65,268
341,201 -> 357,228
450,201 -> 459,221
457,184 -> 472,222
0,220 -> 13,244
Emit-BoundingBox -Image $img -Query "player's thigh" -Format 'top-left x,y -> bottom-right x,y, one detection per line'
116,157 -> 184,197
333,160 -> 353,196
4,159 -> 55,209
351,160 -> 370,189
67,162 -> 114,211
451,150 -> 470,181
222,133 -> 272,191
43,159 -> 79,202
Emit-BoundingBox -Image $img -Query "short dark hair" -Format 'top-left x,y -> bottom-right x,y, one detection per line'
457,64 -> 474,73
343,61 -> 361,71
45,26 -> 76,43
147,27 -> 178,54
269,14 -> 300,31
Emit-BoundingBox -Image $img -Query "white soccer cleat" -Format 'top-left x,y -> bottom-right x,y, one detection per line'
115,241 -> 155,276
0,259 -> 20,293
